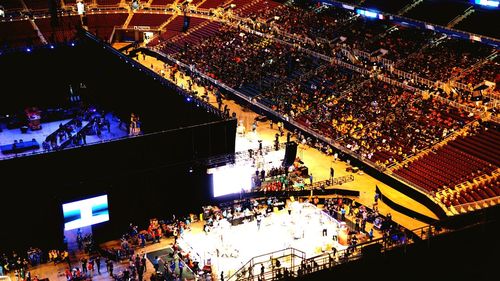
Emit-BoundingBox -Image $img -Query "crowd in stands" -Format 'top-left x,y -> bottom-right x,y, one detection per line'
157,2 -> 496,171
143,1 -> 500,194
397,38 -> 495,82
233,3 -> 498,88
458,57 -> 500,89
259,64 -> 367,116
364,26 -> 438,63
253,4 -> 354,42
175,25 -> 321,92
295,78 -> 473,166
159,13 -> 491,172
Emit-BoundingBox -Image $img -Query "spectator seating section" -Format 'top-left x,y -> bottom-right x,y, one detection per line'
458,57 -> 500,88
365,26 -> 436,62
1,0 -> 24,10
150,0 -> 177,5
85,13 -> 129,41
0,20 -> 41,48
147,16 -> 184,47
360,0 -> 413,14
333,17 -> 390,50
96,0 -> 122,6
398,38 -> 495,82
267,5 -> 355,43
394,128 -> 500,194
163,15 -> 185,32
441,174 -> 499,209
405,0 -> 473,26
162,20 -> 221,54
234,0 -> 281,17
128,13 -> 171,29
198,0 -> 225,9
35,16 -> 82,44
64,0 -> 94,4
25,0 -> 55,10
189,0 -> 206,6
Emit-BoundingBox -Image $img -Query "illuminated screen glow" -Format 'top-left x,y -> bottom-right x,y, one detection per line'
356,9 -> 378,18
474,0 -> 499,8
211,165 -> 253,197
62,195 -> 109,230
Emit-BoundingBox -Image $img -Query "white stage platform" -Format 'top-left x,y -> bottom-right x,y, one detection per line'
178,203 -> 347,279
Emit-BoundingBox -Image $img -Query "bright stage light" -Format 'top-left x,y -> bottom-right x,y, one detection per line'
212,165 -> 253,197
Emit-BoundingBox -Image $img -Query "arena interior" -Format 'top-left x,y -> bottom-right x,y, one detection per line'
0,0 -> 499,280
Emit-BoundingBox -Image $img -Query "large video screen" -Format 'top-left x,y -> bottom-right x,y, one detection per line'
211,165 -> 253,197
62,194 -> 109,230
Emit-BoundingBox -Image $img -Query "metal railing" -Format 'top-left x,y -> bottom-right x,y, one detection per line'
227,248 -> 306,281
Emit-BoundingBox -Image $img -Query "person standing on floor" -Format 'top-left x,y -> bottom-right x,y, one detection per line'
108,260 -> 114,276
153,256 -> 160,273
178,261 -> 183,279
81,258 -> 87,274
96,256 -> 101,274
141,254 -> 147,273
137,264 -> 143,281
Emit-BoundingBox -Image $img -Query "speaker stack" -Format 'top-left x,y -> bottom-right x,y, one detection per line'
282,141 -> 297,167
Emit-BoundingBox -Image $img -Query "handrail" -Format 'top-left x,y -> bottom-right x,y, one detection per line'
452,196 -> 500,213
226,247 -> 306,281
